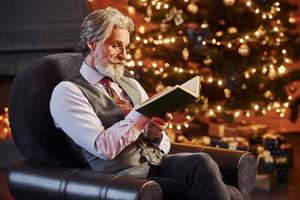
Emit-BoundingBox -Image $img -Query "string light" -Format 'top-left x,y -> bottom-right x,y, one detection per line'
278,65 -> 286,74
234,111 -> 240,118
208,110 -> 215,116
129,0 -> 295,124
217,80 -> 223,86
138,61 -> 143,66
246,111 -> 251,117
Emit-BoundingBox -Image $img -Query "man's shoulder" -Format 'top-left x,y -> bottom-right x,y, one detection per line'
64,72 -> 83,82
52,81 -> 82,96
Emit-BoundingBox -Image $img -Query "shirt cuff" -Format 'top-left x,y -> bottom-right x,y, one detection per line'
158,132 -> 171,154
126,109 -> 150,130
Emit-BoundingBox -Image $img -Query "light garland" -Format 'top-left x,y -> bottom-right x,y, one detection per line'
128,0 -> 296,129
0,107 -> 11,140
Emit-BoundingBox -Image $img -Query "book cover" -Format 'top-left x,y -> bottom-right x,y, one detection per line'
135,76 -> 201,118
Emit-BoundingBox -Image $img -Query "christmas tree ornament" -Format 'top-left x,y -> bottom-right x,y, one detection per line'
182,48 -> 189,60
137,0 -> 147,7
160,20 -> 170,32
216,31 -> 223,37
238,43 -> 250,56
197,35 -> 203,42
264,91 -> 273,98
288,84 -> 297,94
144,17 -> 151,23
203,56 -> 212,65
166,7 -> 184,26
138,26 -> 145,34
134,48 -> 142,59
146,5 -> 152,17
174,13 -> 184,26
187,28 -> 209,51
228,27 -> 238,34
201,21 -> 209,28
219,20 -> 226,25
224,88 -> 231,98
127,6 -> 136,15
223,0 -> 235,6
258,83 -> 265,90
187,3 -> 198,14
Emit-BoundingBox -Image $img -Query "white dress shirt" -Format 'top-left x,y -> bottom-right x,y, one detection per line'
50,62 -> 170,160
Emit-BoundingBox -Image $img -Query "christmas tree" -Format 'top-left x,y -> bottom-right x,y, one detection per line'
126,0 -> 300,127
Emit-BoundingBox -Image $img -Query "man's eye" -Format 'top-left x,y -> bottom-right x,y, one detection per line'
112,44 -> 120,48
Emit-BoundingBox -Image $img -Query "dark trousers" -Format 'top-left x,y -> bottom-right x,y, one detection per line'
148,152 -> 240,200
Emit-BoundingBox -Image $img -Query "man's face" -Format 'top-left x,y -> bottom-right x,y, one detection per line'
93,28 -> 130,79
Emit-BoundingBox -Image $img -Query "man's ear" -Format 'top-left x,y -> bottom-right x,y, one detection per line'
87,39 -> 96,51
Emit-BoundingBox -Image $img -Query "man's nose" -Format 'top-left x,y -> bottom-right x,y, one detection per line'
118,47 -> 127,60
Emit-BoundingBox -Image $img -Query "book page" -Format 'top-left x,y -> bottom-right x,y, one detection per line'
180,76 -> 201,97
137,86 -> 177,108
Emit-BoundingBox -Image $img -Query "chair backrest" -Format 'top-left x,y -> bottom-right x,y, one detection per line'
9,53 -> 84,166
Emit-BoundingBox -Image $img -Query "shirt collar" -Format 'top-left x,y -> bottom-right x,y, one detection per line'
79,62 -> 105,85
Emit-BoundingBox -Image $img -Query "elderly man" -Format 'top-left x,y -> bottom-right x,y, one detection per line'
50,7 -> 243,200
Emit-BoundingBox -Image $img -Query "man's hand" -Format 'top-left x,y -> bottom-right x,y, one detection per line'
144,113 -> 173,142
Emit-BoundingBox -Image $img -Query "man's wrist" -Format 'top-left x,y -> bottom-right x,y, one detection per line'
127,109 -> 150,130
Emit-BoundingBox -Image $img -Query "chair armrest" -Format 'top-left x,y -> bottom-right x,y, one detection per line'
8,161 -> 163,200
170,143 -> 256,195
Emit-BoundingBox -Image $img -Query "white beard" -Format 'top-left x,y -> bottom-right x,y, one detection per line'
94,47 -> 124,79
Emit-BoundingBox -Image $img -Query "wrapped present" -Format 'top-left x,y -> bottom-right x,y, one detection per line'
254,173 -> 275,191
257,149 -> 274,174
177,135 -> 212,146
208,122 -> 268,140
213,136 -> 249,151
280,143 -> 293,168
262,133 -> 285,152
272,148 -> 289,182
237,124 -> 268,139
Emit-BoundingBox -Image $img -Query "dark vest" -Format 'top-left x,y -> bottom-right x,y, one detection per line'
64,72 -> 165,178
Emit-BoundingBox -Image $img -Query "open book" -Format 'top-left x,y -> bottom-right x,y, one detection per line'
135,76 -> 201,118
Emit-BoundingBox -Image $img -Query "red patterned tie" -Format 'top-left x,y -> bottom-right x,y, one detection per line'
100,77 -> 133,115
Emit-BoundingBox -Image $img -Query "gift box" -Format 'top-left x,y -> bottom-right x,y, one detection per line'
177,135 -> 212,146
262,133 -> 285,152
257,149 -> 274,174
272,148 -> 289,182
254,173 -> 275,191
208,122 -> 268,140
212,136 -> 249,151
280,143 -> 293,168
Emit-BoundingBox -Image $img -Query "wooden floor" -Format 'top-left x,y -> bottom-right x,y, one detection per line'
0,133 -> 299,200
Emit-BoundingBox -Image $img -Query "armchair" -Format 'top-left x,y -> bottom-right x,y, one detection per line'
8,53 -> 256,200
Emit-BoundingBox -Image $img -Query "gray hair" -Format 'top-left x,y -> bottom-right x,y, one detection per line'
78,7 -> 134,58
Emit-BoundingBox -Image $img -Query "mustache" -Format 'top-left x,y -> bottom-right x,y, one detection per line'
107,60 -> 127,66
